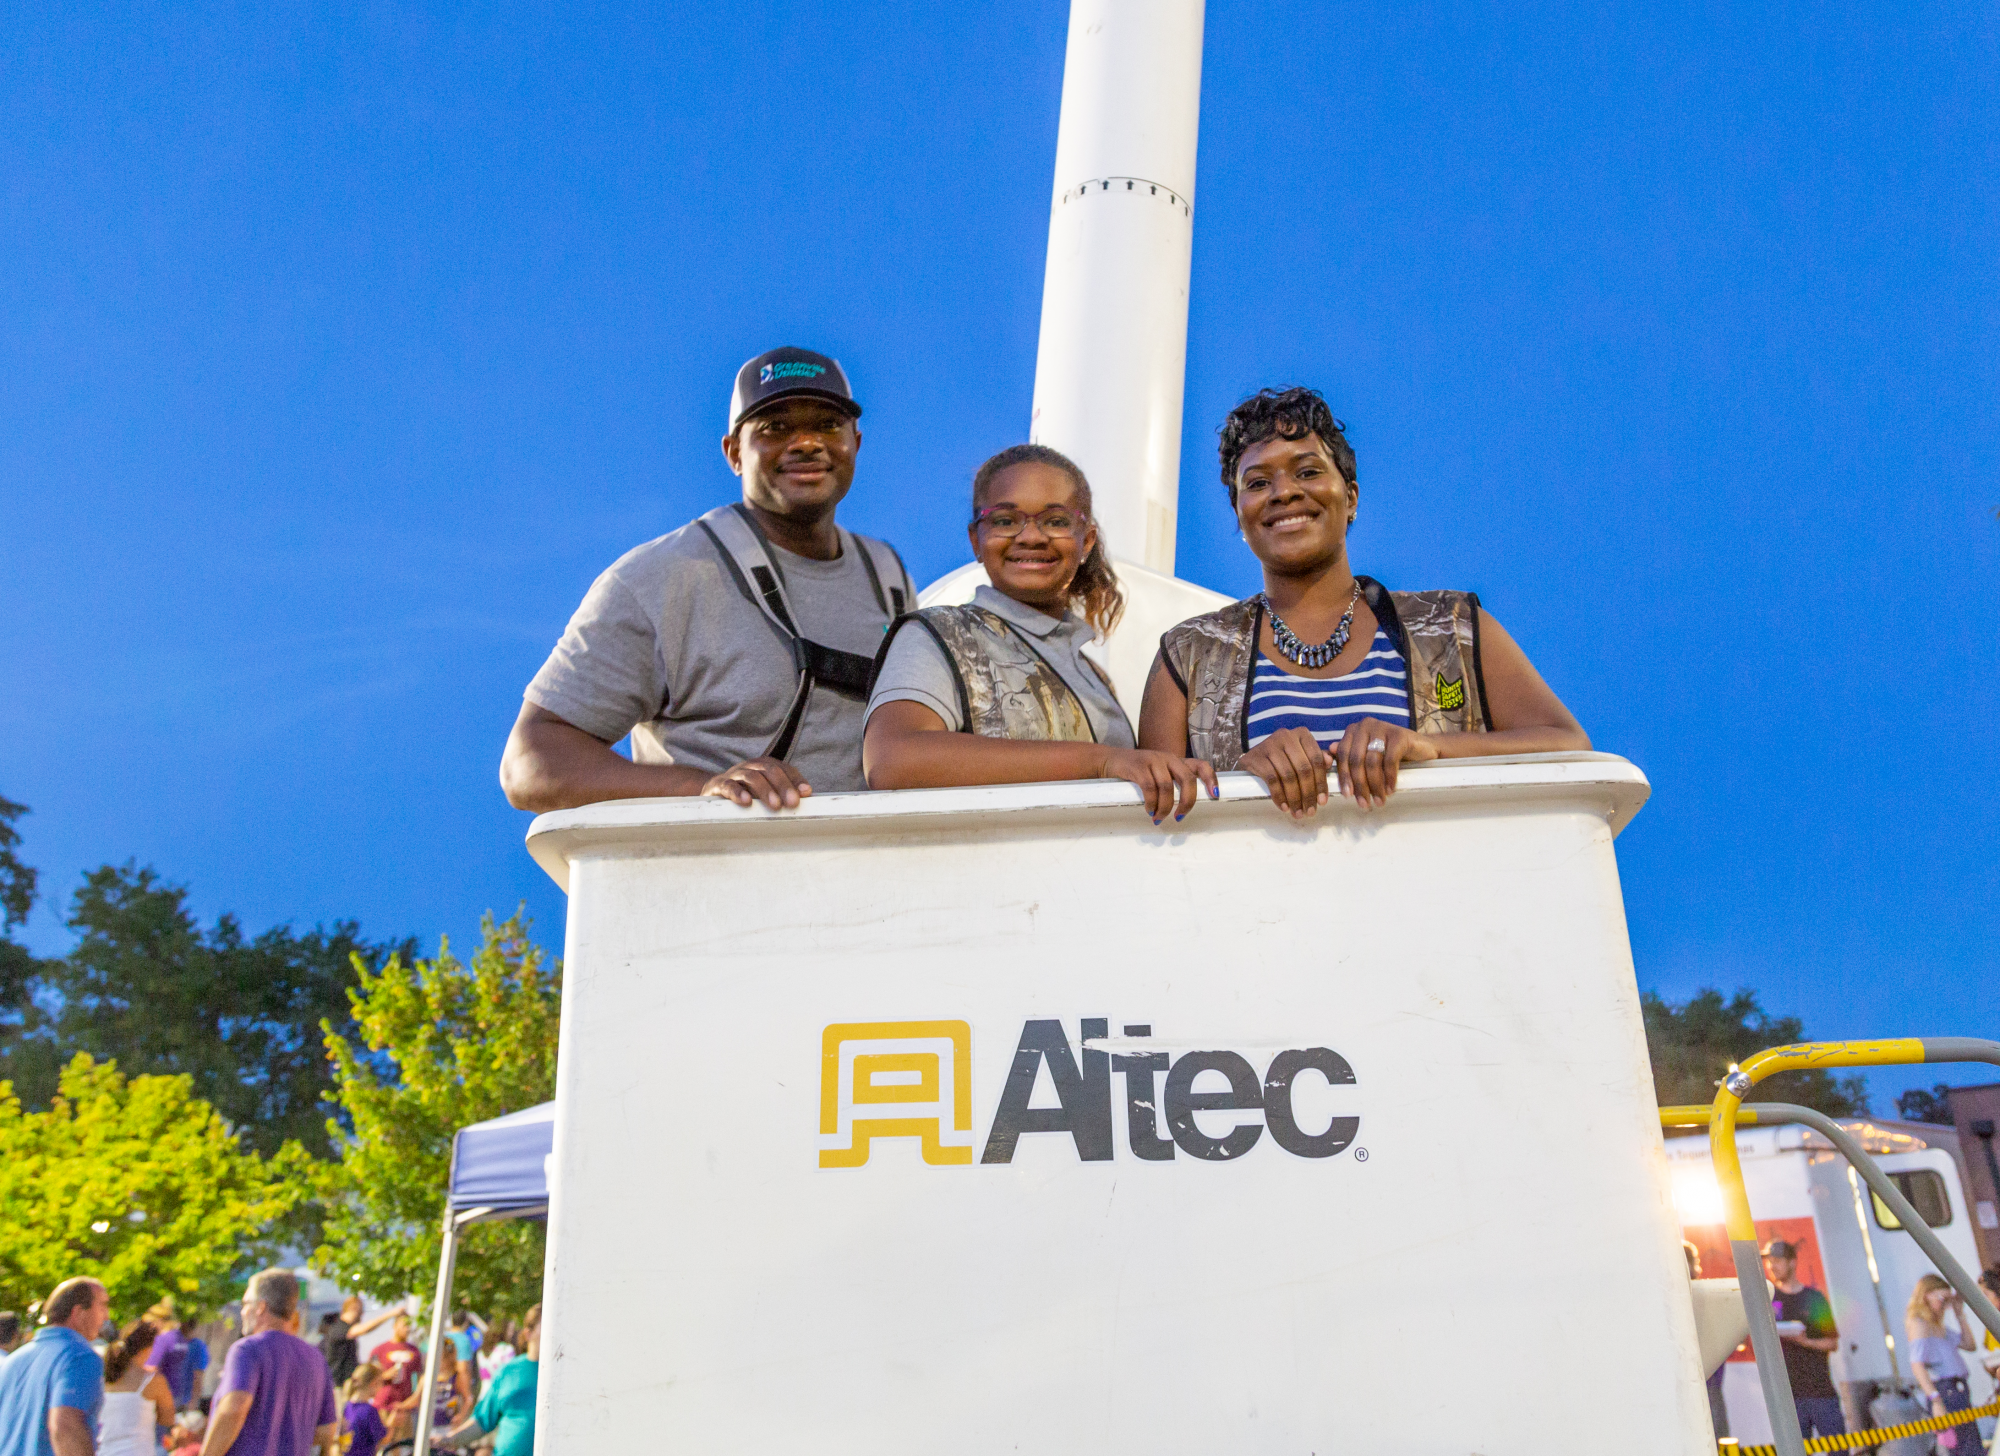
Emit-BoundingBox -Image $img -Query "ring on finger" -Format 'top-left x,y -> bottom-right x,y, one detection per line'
1366,737 -> 1387,754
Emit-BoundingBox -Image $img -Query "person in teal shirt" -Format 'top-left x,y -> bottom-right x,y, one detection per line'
430,1305 -> 536,1456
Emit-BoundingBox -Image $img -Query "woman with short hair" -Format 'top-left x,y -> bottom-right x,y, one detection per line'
865,444 -> 1216,823
1907,1274 -> 1981,1450
1140,387 -> 1589,816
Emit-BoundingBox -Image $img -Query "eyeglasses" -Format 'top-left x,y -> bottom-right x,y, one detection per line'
971,505 -> 1088,538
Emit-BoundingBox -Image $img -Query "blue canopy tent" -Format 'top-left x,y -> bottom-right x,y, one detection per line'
411,1101 -> 554,1453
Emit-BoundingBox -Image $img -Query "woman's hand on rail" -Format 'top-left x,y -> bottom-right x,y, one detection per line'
1239,728 -> 1332,818
1100,749 -> 1218,824
1334,719 -> 1440,810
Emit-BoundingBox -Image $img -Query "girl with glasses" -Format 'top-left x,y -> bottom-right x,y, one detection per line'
864,444 -> 1216,822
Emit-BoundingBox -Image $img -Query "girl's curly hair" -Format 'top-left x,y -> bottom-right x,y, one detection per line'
1217,387 -> 1357,506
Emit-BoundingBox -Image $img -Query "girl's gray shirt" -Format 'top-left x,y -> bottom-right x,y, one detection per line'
866,585 -> 1134,747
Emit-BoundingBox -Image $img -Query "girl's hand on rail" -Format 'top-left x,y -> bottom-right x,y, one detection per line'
1100,749 -> 1218,824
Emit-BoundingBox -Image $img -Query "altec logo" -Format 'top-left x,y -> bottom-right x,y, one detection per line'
819,1019 -> 1358,1169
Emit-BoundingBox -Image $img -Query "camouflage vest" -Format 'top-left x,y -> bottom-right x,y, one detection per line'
1159,577 -> 1490,768
879,605 -> 1115,742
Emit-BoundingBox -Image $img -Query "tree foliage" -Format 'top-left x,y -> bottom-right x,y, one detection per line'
3,861 -> 412,1157
0,1054 -> 311,1319
0,796 -> 43,1036
0,796 -> 36,933
1897,1084 -> 1955,1125
316,913 -> 560,1313
1643,988 -> 1868,1116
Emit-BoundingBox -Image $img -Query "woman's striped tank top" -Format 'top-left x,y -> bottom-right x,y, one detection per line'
1247,627 -> 1411,751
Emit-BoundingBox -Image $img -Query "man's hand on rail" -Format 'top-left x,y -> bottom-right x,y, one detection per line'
700,757 -> 814,811
501,703 -> 719,810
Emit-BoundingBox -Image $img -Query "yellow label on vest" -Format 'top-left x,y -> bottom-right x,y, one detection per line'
1435,672 -> 1465,711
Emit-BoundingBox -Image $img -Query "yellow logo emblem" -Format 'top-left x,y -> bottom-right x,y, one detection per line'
1435,672 -> 1465,711
819,1021 -> 973,1167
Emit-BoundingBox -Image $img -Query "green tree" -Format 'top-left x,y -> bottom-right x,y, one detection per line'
0,795 -> 36,933
0,797 -> 53,1092
1897,1084 -> 1955,1124
1643,988 -> 1868,1116
316,913 -> 559,1313
0,1053 -> 311,1318
6,863 -> 412,1157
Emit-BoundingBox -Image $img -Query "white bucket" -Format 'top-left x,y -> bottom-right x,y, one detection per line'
526,753 -> 1705,1454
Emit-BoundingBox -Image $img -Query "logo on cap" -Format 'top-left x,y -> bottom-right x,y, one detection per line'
759,361 -> 829,386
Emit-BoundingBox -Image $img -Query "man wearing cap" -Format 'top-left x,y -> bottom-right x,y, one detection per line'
1762,1239 -> 1844,1444
502,347 -> 915,812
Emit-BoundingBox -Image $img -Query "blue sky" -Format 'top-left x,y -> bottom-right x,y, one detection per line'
3,2 -> 1995,1109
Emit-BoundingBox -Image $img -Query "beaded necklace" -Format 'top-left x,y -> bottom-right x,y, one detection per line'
1260,580 -> 1362,669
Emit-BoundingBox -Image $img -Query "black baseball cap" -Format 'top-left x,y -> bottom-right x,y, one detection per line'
1761,1239 -> 1799,1259
728,347 -> 862,432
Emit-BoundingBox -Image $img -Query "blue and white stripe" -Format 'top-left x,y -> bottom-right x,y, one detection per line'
1247,627 -> 1411,751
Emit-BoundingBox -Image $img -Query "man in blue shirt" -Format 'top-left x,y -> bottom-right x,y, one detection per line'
0,1277 -> 109,1456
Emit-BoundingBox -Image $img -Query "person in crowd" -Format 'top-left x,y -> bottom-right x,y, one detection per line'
422,1343 -> 472,1436
502,346 -> 915,815
336,1366 -> 387,1456
166,1409 -> 206,1456
0,1277 -> 109,1456
98,1319 -> 174,1456
864,443 -> 1215,822
0,1314 -> 21,1366
1976,1266 -> 2000,1354
474,1323 -> 514,1388
1139,387 -> 1589,816
443,1313 -> 482,1397
145,1303 -> 211,1413
429,1304 -> 537,1456
318,1298 -> 400,1391
1906,1273 -> 1980,1451
1759,1240 -> 1843,1445
365,1315 -> 423,1444
199,1269 -> 336,1456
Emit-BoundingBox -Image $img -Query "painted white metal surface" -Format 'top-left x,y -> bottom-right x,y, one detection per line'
924,2 -> 1223,696
1029,0 -> 1204,574
526,755 -> 1708,1454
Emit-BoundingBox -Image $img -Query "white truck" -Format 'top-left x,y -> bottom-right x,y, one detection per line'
1666,1116 -> 1993,1445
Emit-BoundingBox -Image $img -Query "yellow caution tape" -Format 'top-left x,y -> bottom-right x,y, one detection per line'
1720,1397 -> 2000,1455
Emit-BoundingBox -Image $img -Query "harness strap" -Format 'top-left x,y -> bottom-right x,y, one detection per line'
851,535 -> 909,618
695,504 -> 897,760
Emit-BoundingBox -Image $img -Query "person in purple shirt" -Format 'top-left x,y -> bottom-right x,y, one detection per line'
144,1305 -> 211,1411
200,1271 -> 336,1456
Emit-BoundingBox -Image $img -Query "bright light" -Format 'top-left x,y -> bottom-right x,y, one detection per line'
1672,1166 -> 1727,1226
89,1220 -> 111,1233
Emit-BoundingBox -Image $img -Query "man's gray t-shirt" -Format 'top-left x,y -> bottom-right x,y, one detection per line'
526,519 -> 915,794
865,585 -> 1135,747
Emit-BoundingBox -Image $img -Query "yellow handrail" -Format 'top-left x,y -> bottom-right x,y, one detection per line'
1709,1040 -> 1924,1241
1678,1037 -> 2000,1456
